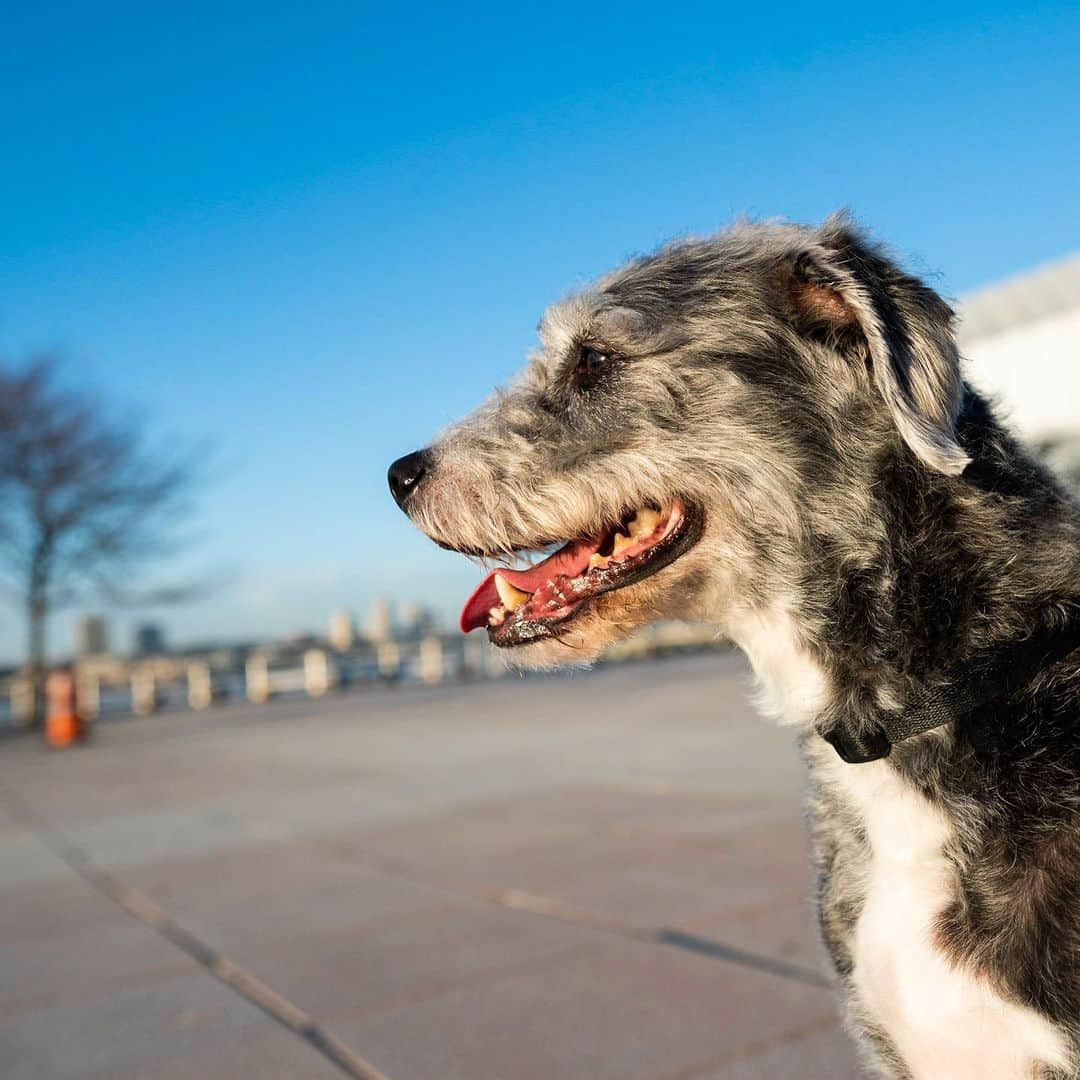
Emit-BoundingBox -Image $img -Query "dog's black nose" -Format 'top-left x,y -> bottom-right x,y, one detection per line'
388,449 -> 431,509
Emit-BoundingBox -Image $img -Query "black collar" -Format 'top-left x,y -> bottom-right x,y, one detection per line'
822,614 -> 1080,764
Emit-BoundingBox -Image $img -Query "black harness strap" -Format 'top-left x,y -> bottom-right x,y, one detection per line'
822,614 -> 1080,764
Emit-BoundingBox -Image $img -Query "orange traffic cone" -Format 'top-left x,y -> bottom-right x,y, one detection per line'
45,669 -> 85,749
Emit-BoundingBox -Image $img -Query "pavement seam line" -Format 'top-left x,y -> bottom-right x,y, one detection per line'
356,853 -> 830,989
650,928 -> 829,987
652,1012 -> 843,1080
492,889 -> 828,987
0,782 -> 393,1080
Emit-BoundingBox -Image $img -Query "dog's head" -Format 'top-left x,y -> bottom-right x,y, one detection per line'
388,215 -> 969,667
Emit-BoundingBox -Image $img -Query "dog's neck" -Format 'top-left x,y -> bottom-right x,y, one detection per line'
723,601 -> 831,728
724,399 -> 1080,750
725,593 -> 1080,765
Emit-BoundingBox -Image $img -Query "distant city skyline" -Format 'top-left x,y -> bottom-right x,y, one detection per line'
2,4 -> 1078,664
27,599 -> 442,669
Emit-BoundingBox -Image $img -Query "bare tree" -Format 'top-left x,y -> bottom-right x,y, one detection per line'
0,358 -> 204,719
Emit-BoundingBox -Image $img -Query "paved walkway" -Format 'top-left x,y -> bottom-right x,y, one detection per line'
0,653 -> 864,1079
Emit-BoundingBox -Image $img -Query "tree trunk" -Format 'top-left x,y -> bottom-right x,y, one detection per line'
26,593 -> 46,727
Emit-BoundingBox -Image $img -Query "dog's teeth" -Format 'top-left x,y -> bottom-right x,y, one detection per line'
612,532 -> 633,558
588,553 -> 609,570
494,574 -> 531,612
488,605 -> 506,626
628,508 -> 662,539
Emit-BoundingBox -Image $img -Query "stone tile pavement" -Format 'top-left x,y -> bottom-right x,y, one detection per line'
0,653 -> 865,1078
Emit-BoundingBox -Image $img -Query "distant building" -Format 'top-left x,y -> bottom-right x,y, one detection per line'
397,601 -> 436,640
76,615 -> 109,657
328,610 -> 356,651
281,632 -> 319,653
365,599 -> 393,643
959,253 -> 1080,476
134,623 -> 166,656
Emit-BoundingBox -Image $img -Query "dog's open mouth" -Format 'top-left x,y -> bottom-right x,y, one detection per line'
459,500 -> 703,647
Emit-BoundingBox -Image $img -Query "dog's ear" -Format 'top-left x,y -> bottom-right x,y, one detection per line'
782,219 -> 970,476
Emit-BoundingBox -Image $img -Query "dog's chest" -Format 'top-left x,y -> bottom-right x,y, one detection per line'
729,607 -> 1069,1076
818,757 -> 1068,1079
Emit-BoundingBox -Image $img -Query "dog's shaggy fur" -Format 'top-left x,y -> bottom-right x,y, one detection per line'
391,215 -> 1080,1078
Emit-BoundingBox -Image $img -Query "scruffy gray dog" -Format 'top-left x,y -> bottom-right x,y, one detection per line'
389,215 -> 1080,1078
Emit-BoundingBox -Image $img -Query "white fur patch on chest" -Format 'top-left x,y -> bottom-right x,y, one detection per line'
725,603 -> 830,726
820,756 -> 1069,1079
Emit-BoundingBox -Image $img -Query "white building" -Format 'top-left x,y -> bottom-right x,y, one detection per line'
328,610 -> 356,652
958,253 -> 1080,472
365,599 -> 393,644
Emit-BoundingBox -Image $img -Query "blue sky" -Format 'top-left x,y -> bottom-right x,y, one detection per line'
1,2 -> 1078,660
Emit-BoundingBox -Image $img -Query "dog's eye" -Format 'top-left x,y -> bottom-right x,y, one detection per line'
573,345 -> 611,391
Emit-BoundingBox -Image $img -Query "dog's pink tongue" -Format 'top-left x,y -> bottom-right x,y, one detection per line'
459,537 -> 600,632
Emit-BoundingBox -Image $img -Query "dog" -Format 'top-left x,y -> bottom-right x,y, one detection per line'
388,215 -> 1080,1078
